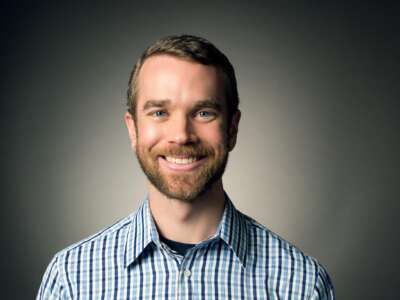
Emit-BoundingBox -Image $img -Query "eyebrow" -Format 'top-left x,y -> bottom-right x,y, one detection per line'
142,99 -> 223,112
142,99 -> 171,111
192,99 -> 222,112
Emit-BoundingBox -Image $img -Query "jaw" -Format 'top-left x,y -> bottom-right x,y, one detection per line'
136,143 -> 229,203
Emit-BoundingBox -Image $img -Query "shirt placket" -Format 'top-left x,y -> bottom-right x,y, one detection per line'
176,254 -> 193,300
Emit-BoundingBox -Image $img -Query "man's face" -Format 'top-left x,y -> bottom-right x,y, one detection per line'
125,55 -> 240,202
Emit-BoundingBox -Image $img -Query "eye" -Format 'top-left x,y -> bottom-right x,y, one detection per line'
197,110 -> 216,119
151,110 -> 167,118
195,110 -> 218,122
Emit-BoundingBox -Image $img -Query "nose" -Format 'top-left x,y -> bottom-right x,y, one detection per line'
167,114 -> 197,145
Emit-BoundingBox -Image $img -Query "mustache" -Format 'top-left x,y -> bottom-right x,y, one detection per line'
152,145 -> 214,157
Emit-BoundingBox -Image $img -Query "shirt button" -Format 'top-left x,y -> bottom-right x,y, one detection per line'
183,269 -> 191,277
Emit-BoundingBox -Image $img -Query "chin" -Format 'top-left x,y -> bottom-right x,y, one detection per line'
158,177 -> 220,203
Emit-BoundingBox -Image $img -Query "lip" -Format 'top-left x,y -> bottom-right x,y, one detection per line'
158,156 -> 207,172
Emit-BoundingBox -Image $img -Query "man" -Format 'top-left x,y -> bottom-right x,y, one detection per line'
37,35 -> 335,299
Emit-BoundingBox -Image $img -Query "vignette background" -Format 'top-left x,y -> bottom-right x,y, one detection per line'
2,1 -> 399,298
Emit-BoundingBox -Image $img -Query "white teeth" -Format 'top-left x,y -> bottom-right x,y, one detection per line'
165,156 -> 198,164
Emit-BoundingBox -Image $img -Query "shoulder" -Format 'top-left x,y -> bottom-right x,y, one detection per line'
37,212 -> 136,299
241,211 -> 317,264
240,212 -> 335,299
53,212 -> 134,267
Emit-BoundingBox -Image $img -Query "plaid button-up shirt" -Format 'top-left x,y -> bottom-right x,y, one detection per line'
37,194 -> 335,299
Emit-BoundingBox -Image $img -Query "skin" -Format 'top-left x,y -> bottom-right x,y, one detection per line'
124,54 -> 241,244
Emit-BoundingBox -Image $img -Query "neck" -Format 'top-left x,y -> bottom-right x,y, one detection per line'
148,181 -> 226,244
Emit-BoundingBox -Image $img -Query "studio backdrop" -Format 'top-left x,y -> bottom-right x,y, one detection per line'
2,1 -> 399,299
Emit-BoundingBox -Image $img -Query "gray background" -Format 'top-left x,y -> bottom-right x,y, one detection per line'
2,1 -> 399,299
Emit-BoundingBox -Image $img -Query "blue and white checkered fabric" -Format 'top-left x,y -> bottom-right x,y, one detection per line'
37,195 -> 335,299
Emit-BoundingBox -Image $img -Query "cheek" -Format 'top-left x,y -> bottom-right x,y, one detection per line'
197,123 -> 227,146
137,123 -> 162,148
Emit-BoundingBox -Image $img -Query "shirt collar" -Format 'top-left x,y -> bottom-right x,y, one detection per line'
124,192 -> 248,268
124,198 -> 160,268
216,192 -> 249,268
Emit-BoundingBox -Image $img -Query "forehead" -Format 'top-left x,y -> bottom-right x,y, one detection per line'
136,55 -> 225,108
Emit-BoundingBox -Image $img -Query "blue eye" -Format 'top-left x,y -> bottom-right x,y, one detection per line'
199,111 -> 209,117
152,111 -> 166,117
198,111 -> 214,118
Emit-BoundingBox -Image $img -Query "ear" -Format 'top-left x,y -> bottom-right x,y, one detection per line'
227,110 -> 241,151
124,112 -> 137,151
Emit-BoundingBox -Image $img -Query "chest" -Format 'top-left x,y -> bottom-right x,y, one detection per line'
67,248 -> 310,299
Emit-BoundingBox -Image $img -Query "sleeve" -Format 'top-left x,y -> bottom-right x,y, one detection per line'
36,254 -> 69,300
309,262 -> 335,300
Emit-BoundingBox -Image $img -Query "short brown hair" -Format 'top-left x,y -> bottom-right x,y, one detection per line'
127,34 -> 239,121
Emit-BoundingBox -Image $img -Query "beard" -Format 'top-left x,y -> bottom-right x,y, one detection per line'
135,141 -> 229,203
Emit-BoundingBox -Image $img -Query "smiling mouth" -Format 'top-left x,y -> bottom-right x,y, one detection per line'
164,156 -> 203,165
159,155 -> 207,171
